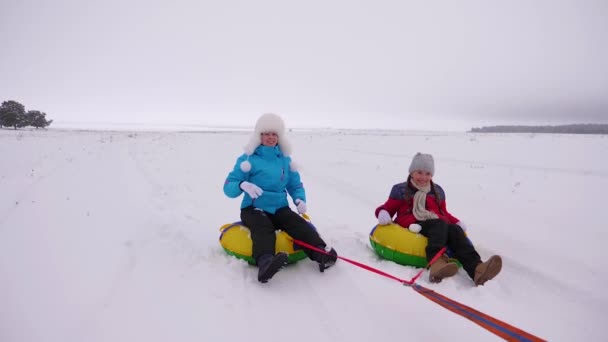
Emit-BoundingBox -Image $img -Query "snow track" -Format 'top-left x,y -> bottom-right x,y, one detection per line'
1,129 -> 606,341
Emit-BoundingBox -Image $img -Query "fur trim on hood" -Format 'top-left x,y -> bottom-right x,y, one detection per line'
240,113 -> 296,172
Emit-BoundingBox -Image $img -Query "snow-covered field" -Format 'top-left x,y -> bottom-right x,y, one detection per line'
1,127 -> 606,341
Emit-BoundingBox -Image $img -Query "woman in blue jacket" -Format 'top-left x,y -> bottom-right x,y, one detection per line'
223,113 -> 337,283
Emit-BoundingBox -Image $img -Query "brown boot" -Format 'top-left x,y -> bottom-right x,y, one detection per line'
429,255 -> 459,283
474,255 -> 502,286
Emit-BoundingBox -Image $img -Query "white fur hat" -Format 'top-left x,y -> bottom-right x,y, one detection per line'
409,153 -> 435,176
240,113 -> 295,172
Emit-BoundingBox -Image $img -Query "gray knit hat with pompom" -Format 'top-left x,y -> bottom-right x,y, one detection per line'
408,153 -> 434,175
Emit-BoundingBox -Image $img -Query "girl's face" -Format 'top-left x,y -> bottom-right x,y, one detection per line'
411,170 -> 432,187
261,132 -> 278,147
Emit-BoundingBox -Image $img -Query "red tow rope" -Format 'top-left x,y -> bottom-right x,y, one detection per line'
292,239 -> 446,285
292,239 -> 546,342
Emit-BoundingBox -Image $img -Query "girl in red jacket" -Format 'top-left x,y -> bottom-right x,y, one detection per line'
375,153 -> 502,286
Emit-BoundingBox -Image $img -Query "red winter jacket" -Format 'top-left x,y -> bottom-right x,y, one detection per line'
375,179 -> 460,228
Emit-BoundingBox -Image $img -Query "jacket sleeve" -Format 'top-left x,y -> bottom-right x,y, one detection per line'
391,199 -> 416,228
376,184 -> 418,228
434,184 -> 460,224
286,160 -> 306,203
223,154 -> 248,198
375,198 -> 401,218
375,183 -> 405,218
440,199 -> 460,224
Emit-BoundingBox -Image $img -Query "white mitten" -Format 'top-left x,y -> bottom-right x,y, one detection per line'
240,181 -> 263,199
295,199 -> 307,214
456,221 -> 468,232
408,223 -> 422,234
377,210 -> 392,225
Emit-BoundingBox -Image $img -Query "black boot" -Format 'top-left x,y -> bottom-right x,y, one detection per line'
316,246 -> 338,272
257,253 -> 289,283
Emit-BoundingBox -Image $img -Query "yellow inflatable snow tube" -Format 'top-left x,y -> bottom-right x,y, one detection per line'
370,223 -> 465,268
369,223 -> 429,267
219,221 -> 308,264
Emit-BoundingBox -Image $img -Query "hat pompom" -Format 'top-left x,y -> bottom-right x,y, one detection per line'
408,223 -> 422,234
240,160 -> 252,172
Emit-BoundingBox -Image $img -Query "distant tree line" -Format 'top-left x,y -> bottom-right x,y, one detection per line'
0,100 -> 53,130
470,124 -> 608,134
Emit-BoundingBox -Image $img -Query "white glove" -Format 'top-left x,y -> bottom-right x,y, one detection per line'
409,223 -> 422,234
456,221 -> 468,232
295,199 -> 307,214
240,181 -> 263,199
377,210 -> 392,225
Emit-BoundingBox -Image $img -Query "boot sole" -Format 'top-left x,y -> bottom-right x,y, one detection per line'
429,263 -> 459,283
258,253 -> 289,283
318,248 -> 338,273
474,255 -> 502,286
319,259 -> 336,272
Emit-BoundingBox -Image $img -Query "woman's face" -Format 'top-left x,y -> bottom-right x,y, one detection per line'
261,132 -> 278,147
411,170 -> 432,187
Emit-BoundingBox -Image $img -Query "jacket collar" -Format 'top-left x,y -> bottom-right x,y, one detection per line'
255,145 -> 282,158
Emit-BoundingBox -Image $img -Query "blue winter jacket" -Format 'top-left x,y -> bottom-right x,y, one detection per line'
223,145 -> 306,214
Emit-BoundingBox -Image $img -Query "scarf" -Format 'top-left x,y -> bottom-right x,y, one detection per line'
411,180 -> 439,221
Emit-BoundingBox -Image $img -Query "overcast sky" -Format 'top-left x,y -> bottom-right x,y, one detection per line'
1,0 -> 607,130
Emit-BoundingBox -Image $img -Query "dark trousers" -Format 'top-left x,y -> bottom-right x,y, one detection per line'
420,219 -> 481,279
240,206 -> 326,263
